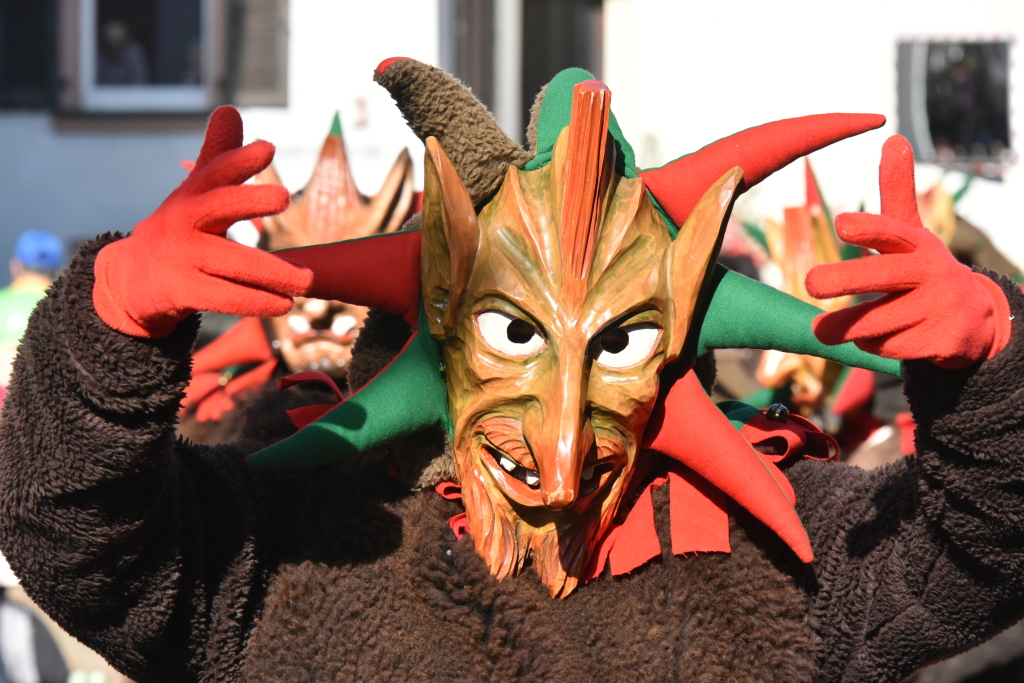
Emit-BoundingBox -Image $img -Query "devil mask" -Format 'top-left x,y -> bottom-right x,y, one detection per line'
249,60 -> 900,598
258,114 -> 414,379
420,81 -> 743,595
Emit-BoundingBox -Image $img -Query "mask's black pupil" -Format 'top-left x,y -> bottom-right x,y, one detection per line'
506,318 -> 536,344
600,328 -> 629,354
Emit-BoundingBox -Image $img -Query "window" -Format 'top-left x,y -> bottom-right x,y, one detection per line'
42,0 -> 286,114
78,0 -> 214,112
897,40 -> 1012,177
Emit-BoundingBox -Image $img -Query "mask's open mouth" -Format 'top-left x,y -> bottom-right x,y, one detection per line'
477,436 -> 623,510
485,443 -> 540,489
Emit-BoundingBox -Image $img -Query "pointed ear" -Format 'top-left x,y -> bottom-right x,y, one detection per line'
422,137 -> 479,338
666,167 -> 743,359
369,147 -> 415,235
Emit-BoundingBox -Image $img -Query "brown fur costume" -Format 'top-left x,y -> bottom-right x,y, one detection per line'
2,237 -> 1024,681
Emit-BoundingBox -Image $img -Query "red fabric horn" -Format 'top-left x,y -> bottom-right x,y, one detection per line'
640,113 -> 885,226
276,230 -> 423,328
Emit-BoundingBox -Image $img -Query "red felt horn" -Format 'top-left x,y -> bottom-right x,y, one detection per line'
640,113 -> 885,227
274,230 -> 423,328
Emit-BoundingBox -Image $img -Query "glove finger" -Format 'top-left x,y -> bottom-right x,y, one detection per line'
193,107 -> 244,173
190,271 -> 300,318
806,252 -> 923,299
833,212 -> 922,254
854,324 -> 939,361
188,141 -> 277,195
878,136 -> 924,228
812,290 -> 925,346
190,184 -> 290,234
196,236 -> 312,297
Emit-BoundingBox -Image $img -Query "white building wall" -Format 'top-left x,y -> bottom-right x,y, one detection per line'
0,0 -> 439,285
239,0 -> 439,195
603,0 -> 1024,267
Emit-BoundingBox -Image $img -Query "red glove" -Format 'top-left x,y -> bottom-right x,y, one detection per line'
94,106 -> 312,337
806,136 -> 1011,369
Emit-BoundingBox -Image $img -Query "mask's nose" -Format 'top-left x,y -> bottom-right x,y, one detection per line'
522,358 -> 593,511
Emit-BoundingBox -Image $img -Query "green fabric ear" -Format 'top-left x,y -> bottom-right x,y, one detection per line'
247,306 -> 452,470
523,67 -> 636,177
716,400 -> 762,431
695,264 -> 902,377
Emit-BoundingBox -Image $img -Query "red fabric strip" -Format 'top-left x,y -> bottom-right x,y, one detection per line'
448,512 -> 469,540
286,404 -> 336,430
831,367 -> 876,416
668,468 -> 730,555
224,358 -> 278,398
180,372 -> 223,412
278,371 -> 346,403
740,413 -> 839,463
434,481 -> 463,500
608,480 -> 663,576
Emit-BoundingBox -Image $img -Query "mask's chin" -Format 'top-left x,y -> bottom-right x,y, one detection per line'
457,424 -> 631,598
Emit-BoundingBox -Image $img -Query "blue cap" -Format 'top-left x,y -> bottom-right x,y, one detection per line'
14,231 -> 63,271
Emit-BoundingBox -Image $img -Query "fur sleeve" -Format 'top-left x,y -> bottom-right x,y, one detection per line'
786,269 -> 1024,683
0,236 -> 277,682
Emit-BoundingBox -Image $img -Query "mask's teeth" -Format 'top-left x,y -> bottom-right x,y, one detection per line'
499,456 -> 517,473
288,315 -> 312,335
524,472 -> 540,488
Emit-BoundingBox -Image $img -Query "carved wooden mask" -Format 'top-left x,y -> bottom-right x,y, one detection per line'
421,81 -> 742,597
257,119 -> 415,379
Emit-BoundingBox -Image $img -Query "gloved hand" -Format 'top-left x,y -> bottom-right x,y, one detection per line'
93,106 -> 313,337
805,135 -> 1011,369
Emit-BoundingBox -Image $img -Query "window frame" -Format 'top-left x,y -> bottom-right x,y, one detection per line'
73,0 -> 222,113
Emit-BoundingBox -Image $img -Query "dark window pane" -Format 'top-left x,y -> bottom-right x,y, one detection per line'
0,0 -> 54,108
521,0 -> 602,143
898,40 -> 1011,175
96,0 -> 201,85
926,42 -> 1009,162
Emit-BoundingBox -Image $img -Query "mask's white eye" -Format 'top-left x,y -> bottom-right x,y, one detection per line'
592,323 -> 661,370
475,310 -> 545,358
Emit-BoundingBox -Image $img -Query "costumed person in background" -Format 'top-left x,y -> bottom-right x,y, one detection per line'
0,230 -> 63,408
827,175 -> 1022,470
737,163 -> 913,462
2,59 -> 1024,683
178,113 -> 415,444
741,159 -> 852,420
916,175 -> 1022,280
